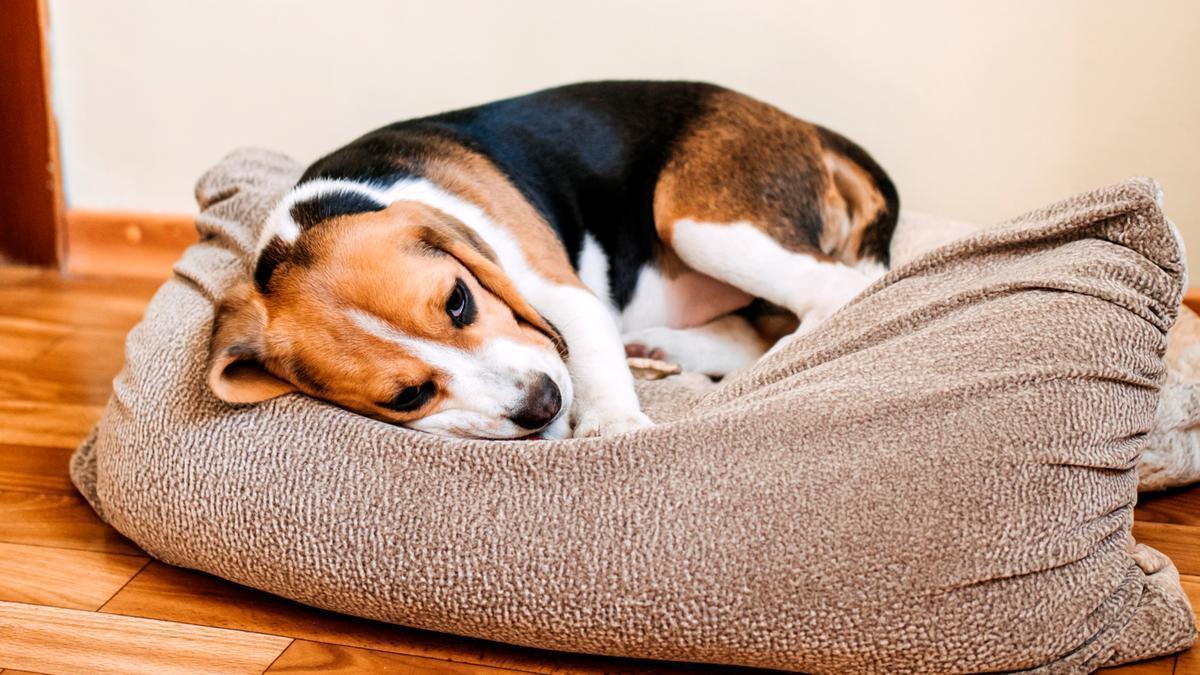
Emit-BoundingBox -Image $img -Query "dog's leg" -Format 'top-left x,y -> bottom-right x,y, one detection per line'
528,284 -> 652,437
665,219 -> 883,334
623,314 -> 769,377
651,100 -> 895,339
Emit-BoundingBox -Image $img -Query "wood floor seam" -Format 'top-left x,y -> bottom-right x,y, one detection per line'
95,556 -> 153,613
257,637 -> 296,675
94,601 -> 561,675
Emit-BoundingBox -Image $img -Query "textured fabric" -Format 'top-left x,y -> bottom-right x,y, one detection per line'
1140,306 -> 1200,490
891,210 -> 1200,493
72,149 -> 1196,673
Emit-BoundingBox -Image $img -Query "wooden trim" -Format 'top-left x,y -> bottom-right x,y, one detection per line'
64,210 -> 196,279
0,0 -> 65,265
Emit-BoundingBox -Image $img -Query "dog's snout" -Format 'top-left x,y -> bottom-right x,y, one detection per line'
509,373 -> 562,430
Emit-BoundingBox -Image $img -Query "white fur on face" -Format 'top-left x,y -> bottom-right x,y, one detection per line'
258,179 -> 382,252
349,309 -> 573,439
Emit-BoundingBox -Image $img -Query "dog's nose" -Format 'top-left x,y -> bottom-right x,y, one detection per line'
509,374 -> 561,430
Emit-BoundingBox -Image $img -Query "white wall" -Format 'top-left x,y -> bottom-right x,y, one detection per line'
48,0 -> 1200,271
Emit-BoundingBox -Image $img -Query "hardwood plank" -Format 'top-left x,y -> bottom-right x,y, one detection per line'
0,600 -> 290,675
1181,575 -> 1200,625
1136,483 -> 1200,526
65,210 -> 196,279
0,444 -> 74,494
0,316 -> 71,362
0,267 -> 158,331
1181,574 -> 1199,635
265,640 -> 526,675
0,399 -> 102,448
0,326 -> 130,406
0,541 -> 147,610
0,489 -> 142,555
0,272 -> 139,409
1179,644 -> 1200,674
1133,522 -> 1200,577
100,562 -> 716,674
0,265 -> 44,284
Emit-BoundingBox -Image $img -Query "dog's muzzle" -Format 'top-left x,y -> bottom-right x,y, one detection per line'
508,373 -> 562,431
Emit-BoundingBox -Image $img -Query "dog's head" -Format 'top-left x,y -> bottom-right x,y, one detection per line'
206,200 -> 571,439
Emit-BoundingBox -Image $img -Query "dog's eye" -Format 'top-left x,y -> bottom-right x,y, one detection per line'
445,278 -> 476,327
381,381 -> 435,412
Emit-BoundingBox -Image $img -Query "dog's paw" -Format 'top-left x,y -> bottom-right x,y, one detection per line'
571,408 -> 653,438
624,342 -> 666,360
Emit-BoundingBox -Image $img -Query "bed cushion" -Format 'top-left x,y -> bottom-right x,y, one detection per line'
71,149 -> 1196,673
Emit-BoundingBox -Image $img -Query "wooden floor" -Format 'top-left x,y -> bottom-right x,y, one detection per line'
0,264 -> 1196,675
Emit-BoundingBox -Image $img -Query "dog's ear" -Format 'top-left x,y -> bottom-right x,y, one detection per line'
419,217 -> 568,357
207,282 -> 297,403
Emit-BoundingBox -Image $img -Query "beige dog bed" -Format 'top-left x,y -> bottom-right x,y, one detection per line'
72,149 -> 1196,673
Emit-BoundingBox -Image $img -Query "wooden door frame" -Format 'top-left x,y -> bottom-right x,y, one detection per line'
0,0 -> 195,278
0,0 -> 64,266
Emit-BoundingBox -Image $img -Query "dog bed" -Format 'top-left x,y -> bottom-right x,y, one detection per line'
72,149 -> 1196,673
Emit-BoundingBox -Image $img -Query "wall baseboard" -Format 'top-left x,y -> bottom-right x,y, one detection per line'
65,209 -> 196,278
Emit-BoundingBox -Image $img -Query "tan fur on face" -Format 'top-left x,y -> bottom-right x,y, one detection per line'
209,201 -> 561,423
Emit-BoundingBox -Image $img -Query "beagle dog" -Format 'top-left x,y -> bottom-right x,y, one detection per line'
207,81 -> 898,439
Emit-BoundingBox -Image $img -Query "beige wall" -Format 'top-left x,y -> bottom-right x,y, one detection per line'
48,0 -> 1200,272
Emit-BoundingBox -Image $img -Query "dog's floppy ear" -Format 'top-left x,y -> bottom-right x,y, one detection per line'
207,282 -> 297,403
419,217 -> 568,357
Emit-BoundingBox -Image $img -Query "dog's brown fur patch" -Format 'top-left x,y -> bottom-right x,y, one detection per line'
654,90 -> 894,265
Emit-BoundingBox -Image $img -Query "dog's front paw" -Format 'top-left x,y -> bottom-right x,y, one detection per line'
571,407 -> 653,438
